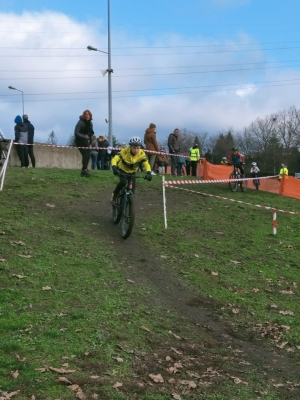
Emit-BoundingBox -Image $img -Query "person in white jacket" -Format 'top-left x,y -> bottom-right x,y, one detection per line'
250,162 -> 260,190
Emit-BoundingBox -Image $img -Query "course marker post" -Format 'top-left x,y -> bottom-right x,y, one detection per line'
273,210 -> 277,235
0,139 -> 13,191
162,175 -> 167,229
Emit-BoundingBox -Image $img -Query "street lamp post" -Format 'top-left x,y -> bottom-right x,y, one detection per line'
87,1 -> 113,147
8,86 -> 24,116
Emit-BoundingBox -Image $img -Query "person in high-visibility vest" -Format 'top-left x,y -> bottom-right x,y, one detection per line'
279,163 -> 288,180
190,144 -> 200,176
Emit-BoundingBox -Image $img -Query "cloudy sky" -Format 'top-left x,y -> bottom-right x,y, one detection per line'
1,0 -> 300,145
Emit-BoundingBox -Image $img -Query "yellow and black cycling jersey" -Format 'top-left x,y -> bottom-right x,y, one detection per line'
111,146 -> 151,174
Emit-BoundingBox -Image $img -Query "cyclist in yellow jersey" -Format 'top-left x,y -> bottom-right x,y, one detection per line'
111,136 -> 152,202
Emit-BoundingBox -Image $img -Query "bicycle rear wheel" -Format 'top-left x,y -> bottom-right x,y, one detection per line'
120,195 -> 135,239
229,172 -> 238,192
112,194 -> 123,224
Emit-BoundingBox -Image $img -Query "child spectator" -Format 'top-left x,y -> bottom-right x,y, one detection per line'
156,145 -> 169,175
176,149 -> 186,177
250,162 -> 260,190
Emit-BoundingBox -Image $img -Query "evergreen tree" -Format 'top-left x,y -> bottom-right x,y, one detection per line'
47,130 -> 58,145
66,134 -> 76,147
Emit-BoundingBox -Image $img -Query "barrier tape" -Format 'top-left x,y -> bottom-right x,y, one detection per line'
167,185 -> 300,216
11,141 -> 197,159
164,175 -> 278,185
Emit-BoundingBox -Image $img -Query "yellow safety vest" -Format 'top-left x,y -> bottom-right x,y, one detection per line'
190,148 -> 200,161
279,167 -> 288,179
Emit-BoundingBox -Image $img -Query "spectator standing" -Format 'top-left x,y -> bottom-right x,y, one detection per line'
144,123 -> 159,175
279,163 -> 288,180
74,110 -> 94,177
156,145 -> 169,175
204,148 -> 213,163
176,149 -> 186,177
97,135 -> 109,170
190,144 -> 200,176
185,151 -> 191,176
168,128 -> 180,176
14,115 -> 29,168
90,135 -> 98,170
22,114 -> 35,167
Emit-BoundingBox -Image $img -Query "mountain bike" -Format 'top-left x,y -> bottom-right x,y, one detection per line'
112,172 -> 146,239
228,163 -> 247,192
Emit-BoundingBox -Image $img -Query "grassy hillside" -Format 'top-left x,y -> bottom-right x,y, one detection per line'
0,168 -> 300,400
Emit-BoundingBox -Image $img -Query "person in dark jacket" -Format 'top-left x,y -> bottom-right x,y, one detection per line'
74,110 -> 94,177
144,123 -> 159,175
204,149 -> 213,163
14,115 -> 29,168
97,135 -> 109,170
167,128 -> 180,176
22,114 -> 35,167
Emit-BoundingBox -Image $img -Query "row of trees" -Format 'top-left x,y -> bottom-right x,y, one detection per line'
176,106 -> 300,175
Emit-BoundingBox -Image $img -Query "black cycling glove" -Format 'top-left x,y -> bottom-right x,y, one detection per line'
112,166 -> 119,176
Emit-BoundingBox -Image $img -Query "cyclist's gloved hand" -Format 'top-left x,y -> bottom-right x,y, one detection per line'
112,166 -> 119,176
146,172 -> 152,181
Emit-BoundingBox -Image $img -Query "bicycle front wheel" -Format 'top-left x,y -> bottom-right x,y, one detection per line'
112,194 -> 122,224
229,172 -> 238,192
120,195 -> 135,239
240,175 -> 247,192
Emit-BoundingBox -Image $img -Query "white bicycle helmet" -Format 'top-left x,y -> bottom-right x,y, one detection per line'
252,162 -> 257,166
222,157 -> 227,160
129,136 -> 142,146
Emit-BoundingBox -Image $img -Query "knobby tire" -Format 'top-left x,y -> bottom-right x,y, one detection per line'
120,195 -> 135,239
229,172 -> 238,192
112,193 -> 123,224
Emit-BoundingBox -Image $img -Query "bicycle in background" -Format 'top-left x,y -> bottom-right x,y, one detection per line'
112,172 -> 146,239
228,163 -> 247,192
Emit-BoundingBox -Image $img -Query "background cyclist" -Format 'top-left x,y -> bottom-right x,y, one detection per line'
111,136 -> 152,202
228,147 -> 245,177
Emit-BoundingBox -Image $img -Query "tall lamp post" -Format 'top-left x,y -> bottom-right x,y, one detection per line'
87,2 -> 113,147
8,86 -> 24,116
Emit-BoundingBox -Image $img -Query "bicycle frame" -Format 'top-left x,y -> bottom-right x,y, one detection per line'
228,164 -> 246,192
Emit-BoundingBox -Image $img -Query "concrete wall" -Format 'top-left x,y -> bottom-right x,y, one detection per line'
8,142 -> 83,169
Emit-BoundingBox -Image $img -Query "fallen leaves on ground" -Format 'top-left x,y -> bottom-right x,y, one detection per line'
140,325 -> 151,332
42,286 -> 52,290
10,371 -> 19,379
149,373 -> 164,383
279,290 -> 294,295
211,271 -> 218,276
230,260 -> 241,264
46,203 -> 56,208
179,380 -> 197,388
232,308 -> 240,315
0,258 -> 6,262
160,255 -> 168,259
113,382 -> 123,388
18,254 -> 32,258
48,367 -> 76,374
172,394 -> 182,400
0,390 -> 20,399
169,331 -> 182,340
57,377 -> 72,384
12,274 -> 26,279
15,354 -> 26,362
10,240 -> 25,245
279,310 -> 295,316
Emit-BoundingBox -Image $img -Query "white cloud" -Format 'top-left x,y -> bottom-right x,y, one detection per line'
1,10 -> 300,147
